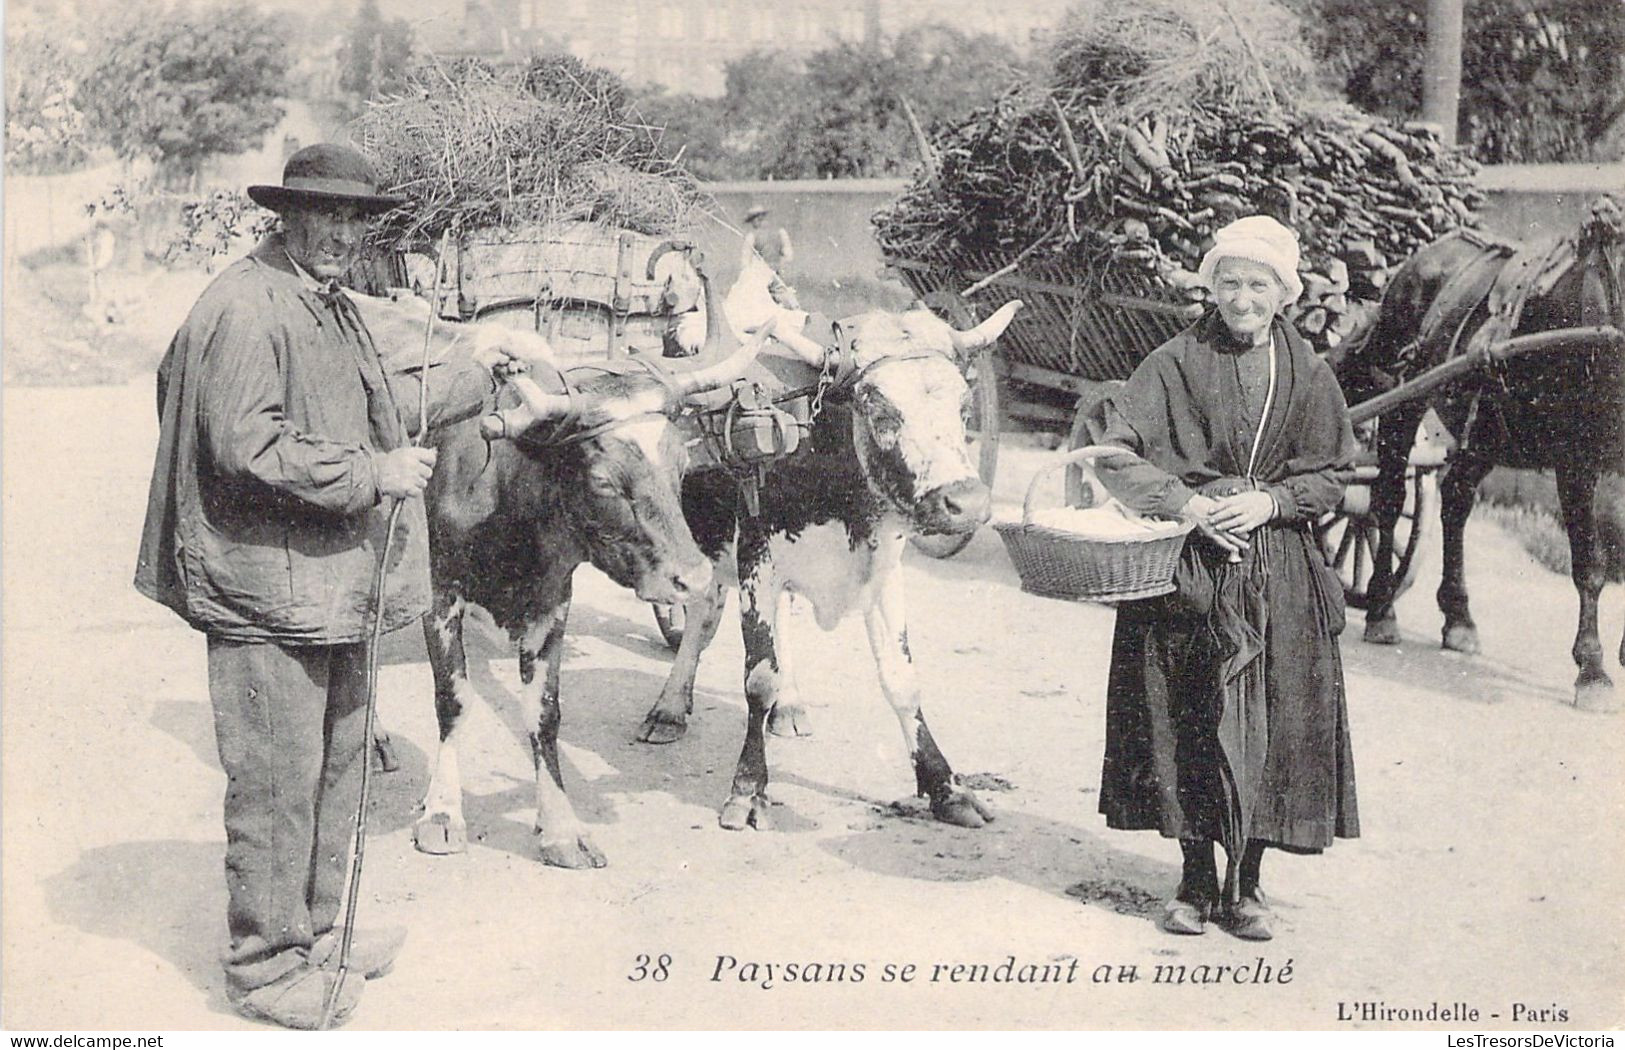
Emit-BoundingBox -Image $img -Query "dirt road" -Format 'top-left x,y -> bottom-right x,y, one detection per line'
4,380 -> 1621,1030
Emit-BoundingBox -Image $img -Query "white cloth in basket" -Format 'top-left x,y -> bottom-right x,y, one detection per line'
1028,499 -> 1185,538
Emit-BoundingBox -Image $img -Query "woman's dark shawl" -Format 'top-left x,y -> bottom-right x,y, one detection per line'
1086,312 -> 1360,896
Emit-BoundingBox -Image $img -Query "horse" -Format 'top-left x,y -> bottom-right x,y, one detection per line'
1342,194 -> 1625,711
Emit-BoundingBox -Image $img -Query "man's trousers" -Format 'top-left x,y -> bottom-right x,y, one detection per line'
206,637 -> 367,992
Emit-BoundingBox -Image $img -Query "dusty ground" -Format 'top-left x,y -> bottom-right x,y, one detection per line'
3,377 -> 1623,1032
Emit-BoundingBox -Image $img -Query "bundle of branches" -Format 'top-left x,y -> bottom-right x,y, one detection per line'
873,0 -> 1485,354
357,55 -> 704,247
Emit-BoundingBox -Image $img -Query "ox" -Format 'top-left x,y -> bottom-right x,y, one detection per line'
403,293 -> 772,868
636,300 -> 1022,831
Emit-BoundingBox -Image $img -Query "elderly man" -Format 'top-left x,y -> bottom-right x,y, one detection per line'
134,145 -> 519,1028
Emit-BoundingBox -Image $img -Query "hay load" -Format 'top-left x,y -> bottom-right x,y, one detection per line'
873,0 -> 1485,353
355,55 -> 709,358
357,54 -> 705,248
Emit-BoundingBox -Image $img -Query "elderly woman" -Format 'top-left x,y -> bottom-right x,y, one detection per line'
1085,215 -> 1360,940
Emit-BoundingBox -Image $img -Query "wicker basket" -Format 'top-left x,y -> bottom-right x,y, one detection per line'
995,445 -> 1194,604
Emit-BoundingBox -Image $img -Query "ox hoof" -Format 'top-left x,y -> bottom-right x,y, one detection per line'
371,732 -> 400,773
413,813 -> 467,855
719,794 -> 774,831
1363,617 -> 1401,646
1442,624 -> 1481,654
768,703 -> 813,738
636,709 -> 689,745
538,832 -> 608,869
932,790 -> 995,828
1574,678 -> 1621,714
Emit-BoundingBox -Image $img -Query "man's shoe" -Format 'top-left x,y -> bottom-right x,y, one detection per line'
1223,892 -> 1275,941
312,925 -> 407,980
1160,897 -> 1211,936
229,964 -> 361,1030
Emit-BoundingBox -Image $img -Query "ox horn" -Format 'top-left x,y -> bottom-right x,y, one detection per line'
665,316 -> 777,401
949,300 -> 1024,352
698,264 -> 742,358
478,372 -> 575,441
771,325 -> 830,367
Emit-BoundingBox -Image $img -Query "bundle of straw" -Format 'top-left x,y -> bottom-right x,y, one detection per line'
1049,0 -> 1323,125
357,55 -> 704,247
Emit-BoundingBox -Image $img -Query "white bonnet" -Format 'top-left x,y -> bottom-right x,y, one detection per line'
1197,215 -> 1304,305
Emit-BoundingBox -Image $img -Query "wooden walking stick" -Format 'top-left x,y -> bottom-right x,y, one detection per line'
320,229 -> 454,1028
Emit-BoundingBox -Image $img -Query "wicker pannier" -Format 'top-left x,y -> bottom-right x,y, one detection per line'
995,445 -> 1194,604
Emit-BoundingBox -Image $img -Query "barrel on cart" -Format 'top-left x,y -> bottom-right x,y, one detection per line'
409,223 -> 799,649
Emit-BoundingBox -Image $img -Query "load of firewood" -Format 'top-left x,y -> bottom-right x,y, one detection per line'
873,0 -> 1485,352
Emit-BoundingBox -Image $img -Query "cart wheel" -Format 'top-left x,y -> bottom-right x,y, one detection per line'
909,291 -> 1002,559
1316,465 -> 1436,610
651,603 -> 685,651
1063,380 -> 1126,507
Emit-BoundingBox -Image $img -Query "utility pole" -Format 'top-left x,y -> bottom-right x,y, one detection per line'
1423,0 -> 1465,146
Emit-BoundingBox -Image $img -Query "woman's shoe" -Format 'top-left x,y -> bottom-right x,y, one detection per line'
1160,897 -> 1211,935
1223,891 -> 1275,941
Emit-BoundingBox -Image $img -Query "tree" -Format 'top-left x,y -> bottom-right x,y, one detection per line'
678,25 -> 1030,179
4,28 -> 91,173
1297,0 -> 1625,162
338,0 -> 414,104
76,3 -> 291,185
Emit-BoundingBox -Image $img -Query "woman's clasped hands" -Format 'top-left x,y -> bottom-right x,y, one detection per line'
1183,490 -> 1275,557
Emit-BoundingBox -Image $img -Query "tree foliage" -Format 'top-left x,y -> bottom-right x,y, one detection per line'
75,3 -> 291,183
339,0 -> 415,103
639,24 -> 1032,180
1297,0 -> 1625,162
4,28 -> 90,174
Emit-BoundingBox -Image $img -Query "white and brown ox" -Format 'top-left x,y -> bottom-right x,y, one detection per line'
636,299 -> 1022,831
360,287 -> 773,867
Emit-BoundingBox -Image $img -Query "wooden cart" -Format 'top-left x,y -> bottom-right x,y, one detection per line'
884,247 -> 1441,609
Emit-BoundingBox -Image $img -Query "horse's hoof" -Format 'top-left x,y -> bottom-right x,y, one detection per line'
538,832 -> 608,869
719,794 -> 773,831
372,733 -> 401,773
1574,678 -> 1621,714
1442,623 -> 1481,654
413,813 -> 467,855
1363,617 -> 1401,645
932,790 -> 995,828
636,709 -> 688,745
768,703 -> 813,738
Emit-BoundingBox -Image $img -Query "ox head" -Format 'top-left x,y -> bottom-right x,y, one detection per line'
776,301 -> 1022,535
483,306 -> 774,604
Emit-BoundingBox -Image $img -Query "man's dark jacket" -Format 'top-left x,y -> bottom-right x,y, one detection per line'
135,234 -> 489,643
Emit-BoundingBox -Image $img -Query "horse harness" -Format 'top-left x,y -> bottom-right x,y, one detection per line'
1391,225 -> 1614,454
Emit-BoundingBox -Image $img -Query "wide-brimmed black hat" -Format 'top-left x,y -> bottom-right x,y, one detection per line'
247,144 -> 405,215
